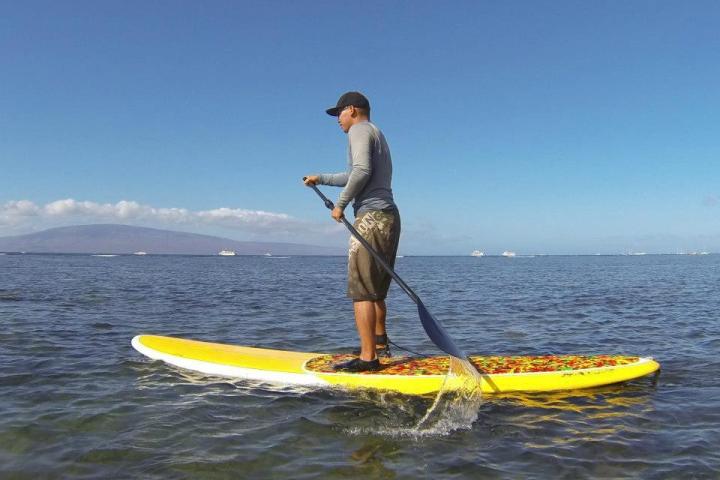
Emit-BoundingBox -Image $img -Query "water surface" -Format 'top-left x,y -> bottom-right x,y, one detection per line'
1,254 -> 718,478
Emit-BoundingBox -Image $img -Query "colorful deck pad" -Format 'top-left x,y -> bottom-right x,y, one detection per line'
305,353 -> 642,375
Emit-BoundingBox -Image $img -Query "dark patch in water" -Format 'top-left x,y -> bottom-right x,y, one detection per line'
0,290 -> 22,301
91,322 -> 114,330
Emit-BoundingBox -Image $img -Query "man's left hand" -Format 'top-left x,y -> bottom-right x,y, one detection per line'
331,207 -> 344,223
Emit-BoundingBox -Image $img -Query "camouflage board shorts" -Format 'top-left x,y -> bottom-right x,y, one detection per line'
348,209 -> 401,301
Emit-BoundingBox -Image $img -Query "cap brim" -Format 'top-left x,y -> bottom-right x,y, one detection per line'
325,107 -> 341,116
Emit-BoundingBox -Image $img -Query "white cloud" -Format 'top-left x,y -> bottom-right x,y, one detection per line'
2,198 -> 289,227
0,200 -> 41,218
0,198 -> 345,243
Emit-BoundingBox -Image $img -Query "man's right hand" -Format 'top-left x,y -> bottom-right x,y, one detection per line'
303,175 -> 320,186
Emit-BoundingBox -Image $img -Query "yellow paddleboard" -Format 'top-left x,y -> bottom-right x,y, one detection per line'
132,335 -> 660,396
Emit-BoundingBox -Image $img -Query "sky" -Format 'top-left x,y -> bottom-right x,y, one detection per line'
1,1 -> 719,255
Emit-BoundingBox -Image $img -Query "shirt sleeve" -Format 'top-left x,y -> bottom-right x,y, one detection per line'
336,125 -> 373,210
318,171 -> 349,187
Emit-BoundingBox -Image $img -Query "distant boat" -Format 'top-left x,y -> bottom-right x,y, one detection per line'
133,251 -> 147,256
92,254 -> 118,257
396,255 -> 404,258
471,250 -> 485,257
218,250 -> 236,256
628,252 -> 647,256
502,251 -> 516,258
264,252 -> 272,257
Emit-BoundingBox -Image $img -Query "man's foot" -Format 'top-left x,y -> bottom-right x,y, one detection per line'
375,333 -> 391,358
333,357 -> 381,372
376,344 -> 391,358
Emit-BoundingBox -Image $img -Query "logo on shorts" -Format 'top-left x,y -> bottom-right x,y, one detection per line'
348,211 -> 392,257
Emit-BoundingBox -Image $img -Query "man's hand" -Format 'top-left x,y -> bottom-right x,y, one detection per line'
303,175 -> 320,186
331,206 -> 344,222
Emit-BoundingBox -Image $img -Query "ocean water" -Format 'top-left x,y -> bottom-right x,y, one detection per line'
1,253 -> 718,479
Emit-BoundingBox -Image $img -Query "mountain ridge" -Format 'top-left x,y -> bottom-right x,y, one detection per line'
0,224 -> 345,255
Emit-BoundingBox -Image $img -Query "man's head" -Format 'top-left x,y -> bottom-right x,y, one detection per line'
326,91 -> 370,133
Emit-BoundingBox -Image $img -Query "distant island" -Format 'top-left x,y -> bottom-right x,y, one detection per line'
0,224 -> 345,256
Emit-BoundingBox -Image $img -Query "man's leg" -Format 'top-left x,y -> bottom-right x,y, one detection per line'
374,300 -> 387,337
373,300 -> 391,356
353,300 -> 376,361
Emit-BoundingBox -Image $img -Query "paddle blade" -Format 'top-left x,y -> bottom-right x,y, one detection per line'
417,301 -> 467,359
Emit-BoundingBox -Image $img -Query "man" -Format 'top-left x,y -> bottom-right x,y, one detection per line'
304,91 -> 400,372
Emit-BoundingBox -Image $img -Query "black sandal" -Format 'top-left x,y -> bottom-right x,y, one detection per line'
333,357 -> 381,372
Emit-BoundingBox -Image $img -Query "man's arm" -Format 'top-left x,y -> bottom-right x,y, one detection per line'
303,171 -> 348,187
318,171 -> 350,187
335,125 -> 373,210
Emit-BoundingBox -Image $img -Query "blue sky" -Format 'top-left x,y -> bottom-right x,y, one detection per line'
1,1 -> 719,254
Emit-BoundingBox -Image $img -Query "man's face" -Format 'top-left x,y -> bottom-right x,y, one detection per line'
337,106 -> 354,133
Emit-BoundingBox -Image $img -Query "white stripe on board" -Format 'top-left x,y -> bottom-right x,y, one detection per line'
131,336 -> 328,387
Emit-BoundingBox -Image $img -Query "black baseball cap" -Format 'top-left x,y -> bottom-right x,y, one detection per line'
325,91 -> 370,116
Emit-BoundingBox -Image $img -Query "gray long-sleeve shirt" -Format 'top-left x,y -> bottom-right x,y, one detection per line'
318,121 -> 396,215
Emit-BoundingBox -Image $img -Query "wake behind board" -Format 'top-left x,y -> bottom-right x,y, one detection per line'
132,335 -> 660,395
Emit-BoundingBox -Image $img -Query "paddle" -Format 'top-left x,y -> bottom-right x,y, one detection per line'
304,179 -> 469,360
